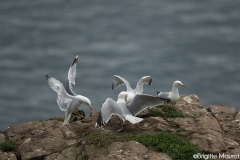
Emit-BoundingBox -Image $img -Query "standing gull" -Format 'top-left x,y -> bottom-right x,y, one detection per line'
112,75 -> 152,103
155,80 -> 185,102
46,73 -> 92,125
64,55 -> 88,120
96,92 -> 169,131
45,66 -> 92,125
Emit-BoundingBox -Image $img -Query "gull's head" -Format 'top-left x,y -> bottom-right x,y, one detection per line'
174,80 -> 185,88
82,97 -> 92,110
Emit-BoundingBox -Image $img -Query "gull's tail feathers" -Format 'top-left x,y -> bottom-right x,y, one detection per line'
125,115 -> 143,124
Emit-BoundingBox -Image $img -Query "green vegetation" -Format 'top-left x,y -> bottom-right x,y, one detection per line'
48,109 -> 85,123
135,132 -> 203,160
147,104 -> 196,119
0,140 -> 18,152
84,131 -> 202,160
70,109 -> 85,122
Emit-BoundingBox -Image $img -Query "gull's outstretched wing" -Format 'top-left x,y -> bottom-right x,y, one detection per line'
68,55 -> 78,88
46,73 -> 73,111
95,98 -> 126,128
112,75 -> 133,92
65,78 -> 77,96
135,76 -> 152,94
127,94 -> 170,116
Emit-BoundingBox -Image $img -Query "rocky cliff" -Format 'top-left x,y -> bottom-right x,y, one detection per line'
0,94 -> 240,160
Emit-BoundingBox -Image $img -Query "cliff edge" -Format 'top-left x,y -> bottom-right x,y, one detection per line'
0,94 -> 240,160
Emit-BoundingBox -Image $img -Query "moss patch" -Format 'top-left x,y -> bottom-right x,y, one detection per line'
145,104 -> 196,119
135,132 -> 203,160
84,130 -> 203,160
0,140 -> 18,152
70,109 -> 85,122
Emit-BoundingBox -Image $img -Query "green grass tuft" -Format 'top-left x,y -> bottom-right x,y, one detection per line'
70,109 -> 85,122
84,131 -> 203,160
135,132 -> 202,160
148,104 -> 196,119
0,140 -> 18,152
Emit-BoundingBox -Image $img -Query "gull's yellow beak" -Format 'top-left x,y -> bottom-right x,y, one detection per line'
89,105 -> 93,110
181,84 -> 186,87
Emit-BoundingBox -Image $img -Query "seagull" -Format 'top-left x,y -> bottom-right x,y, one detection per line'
45,73 -> 92,125
155,80 -> 185,102
112,75 -> 152,103
95,91 -> 169,131
64,55 -> 88,120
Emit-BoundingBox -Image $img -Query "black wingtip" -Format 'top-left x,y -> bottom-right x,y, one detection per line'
71,55 -> 78,66
111,82 -> 114,90
154,90 -> 160,95
149,78 -> 152,86
45,73 -> 51,79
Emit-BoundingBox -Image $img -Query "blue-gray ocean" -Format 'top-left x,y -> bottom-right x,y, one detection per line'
1,0 -> 240,130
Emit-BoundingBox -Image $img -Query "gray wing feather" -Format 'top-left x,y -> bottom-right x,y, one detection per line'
45,73 -> 73,111
127,94 -> 168,116
65,78 -> 77,96
112,75 -> 133,92
135,76 -> 152,94
68,55 -> 78,87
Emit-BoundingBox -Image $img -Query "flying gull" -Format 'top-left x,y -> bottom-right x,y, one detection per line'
95,91 -> 169,131
112,75 -> 152,103
155,80 -> 185,102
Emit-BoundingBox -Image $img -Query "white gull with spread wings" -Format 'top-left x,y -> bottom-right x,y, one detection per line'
112,75 -> 152,103
45,56 -> 92,125
96,91 -> 169,131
